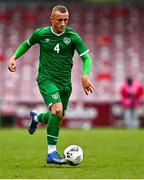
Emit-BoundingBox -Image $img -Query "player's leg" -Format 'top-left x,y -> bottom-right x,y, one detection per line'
45,88 -> 72,164
47,88 -> 72,163
29,81 -> 66,164
28,108 -> 53,135
28,111 -> 39,134
131,108 -> 139,128
28,81 -> 59,134
47,102 -> 63,146
28,108 -> 52,135
60,87 -> 72,117
47,101 -> 66,164
28,110 -> 54,134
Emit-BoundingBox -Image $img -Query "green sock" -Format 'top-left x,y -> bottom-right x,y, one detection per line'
37,112 -> 51,124
47,114 -> 61,145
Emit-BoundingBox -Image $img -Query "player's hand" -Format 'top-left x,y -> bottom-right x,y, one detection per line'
8,56 -> 17,72
81,75 -> 94,95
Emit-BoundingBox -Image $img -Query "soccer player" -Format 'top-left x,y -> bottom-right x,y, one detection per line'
8,5 -> 94,165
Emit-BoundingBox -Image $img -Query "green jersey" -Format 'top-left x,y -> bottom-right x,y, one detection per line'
27,26 -> 89,87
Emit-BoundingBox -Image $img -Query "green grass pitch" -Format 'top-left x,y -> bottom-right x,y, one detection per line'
1,128 -> 144,179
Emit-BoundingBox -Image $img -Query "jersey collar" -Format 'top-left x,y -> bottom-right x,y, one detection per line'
50,26 -> 65,36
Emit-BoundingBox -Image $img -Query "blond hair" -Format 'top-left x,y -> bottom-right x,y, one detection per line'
51,5 -> 68,16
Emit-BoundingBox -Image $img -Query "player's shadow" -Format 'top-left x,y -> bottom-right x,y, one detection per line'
42,164 -> 79,168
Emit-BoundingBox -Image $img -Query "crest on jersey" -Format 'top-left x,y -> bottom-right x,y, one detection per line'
52,94 -> 59,100
63,37 -> 71,45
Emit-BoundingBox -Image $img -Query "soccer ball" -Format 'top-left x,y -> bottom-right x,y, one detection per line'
64,145 -> 84,166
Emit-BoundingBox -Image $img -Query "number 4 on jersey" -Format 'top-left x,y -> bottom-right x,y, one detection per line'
54,43 -> 60,53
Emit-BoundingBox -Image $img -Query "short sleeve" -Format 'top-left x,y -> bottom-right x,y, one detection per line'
72,33 -> 89,56
27,28 -> 40,46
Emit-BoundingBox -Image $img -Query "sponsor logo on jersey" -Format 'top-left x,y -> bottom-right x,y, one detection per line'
63,37 -> 71,45
45,38 -> 50,42
52,94 -> 59,100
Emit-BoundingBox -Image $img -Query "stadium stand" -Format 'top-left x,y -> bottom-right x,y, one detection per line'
1,1 -> 144,127
1,2 -> 144,103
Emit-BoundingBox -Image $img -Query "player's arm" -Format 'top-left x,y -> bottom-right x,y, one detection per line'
8,41 -> 31,72
81,53 -> 94,95
72,31 -> 94,95
8,29 -> 39,72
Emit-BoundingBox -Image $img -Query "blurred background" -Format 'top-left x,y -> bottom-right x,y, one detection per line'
1,0 -> 144,129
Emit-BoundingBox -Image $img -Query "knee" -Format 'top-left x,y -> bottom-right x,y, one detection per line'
53,108 -> 63,118
51,103 -> 63,118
